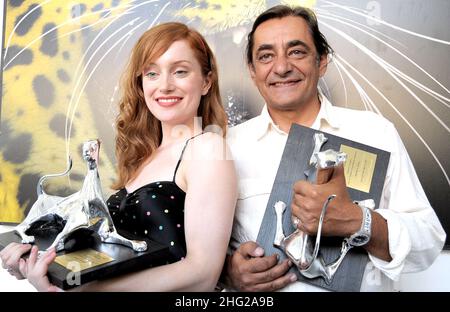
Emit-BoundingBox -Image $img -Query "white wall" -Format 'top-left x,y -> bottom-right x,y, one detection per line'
0,3 -> 448,292
399,250 -> 450,291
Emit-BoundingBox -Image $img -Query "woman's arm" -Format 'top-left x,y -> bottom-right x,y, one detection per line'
77,133 -> 237,291
0,242 -> 32,279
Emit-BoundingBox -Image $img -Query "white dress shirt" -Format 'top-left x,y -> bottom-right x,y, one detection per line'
227,92 -> 446,292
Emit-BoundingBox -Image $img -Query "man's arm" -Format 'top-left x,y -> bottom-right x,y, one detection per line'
368,123 -> 445,278
291,165 -> 392,261
365,211 -> 390,261
291,122 -> 446,278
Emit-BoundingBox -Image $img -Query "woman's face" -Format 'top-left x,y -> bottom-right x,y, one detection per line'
142,40 -> 211,128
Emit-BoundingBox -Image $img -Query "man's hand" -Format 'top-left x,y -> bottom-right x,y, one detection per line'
226,241 -> 297,292
291,165 -> 362,237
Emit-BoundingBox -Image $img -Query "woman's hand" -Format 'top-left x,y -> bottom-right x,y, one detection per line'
25,246 -> 61,292
0,242 -> 32,279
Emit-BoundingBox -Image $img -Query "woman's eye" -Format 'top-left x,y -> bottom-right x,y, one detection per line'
145,71 -> 158,79
174,70 -> 188,76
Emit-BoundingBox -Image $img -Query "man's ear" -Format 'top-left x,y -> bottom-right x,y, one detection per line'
318,54 -> 328,78
201,71 -> 213,95
248,63 -> 256,81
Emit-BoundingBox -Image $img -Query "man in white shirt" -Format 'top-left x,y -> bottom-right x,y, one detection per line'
224,5 -> 446,291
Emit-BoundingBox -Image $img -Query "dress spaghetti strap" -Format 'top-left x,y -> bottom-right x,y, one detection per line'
172,132 -> 205,182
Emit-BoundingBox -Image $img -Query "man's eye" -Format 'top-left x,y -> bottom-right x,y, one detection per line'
289,50 -> 307,58
257,53 -> 273,63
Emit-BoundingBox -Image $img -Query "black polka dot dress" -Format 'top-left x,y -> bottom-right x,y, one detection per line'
106,134 -> 204,263
107,181 -> 186,263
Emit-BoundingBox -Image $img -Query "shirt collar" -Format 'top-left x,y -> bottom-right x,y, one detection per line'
311,90 -> 342,130
253,90 -> 341,140
254,104 -> 285,140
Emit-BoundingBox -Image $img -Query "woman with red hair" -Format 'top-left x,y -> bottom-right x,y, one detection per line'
3,22 -> 237,291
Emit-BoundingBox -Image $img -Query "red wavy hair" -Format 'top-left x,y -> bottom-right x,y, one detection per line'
112,22 -> 227,190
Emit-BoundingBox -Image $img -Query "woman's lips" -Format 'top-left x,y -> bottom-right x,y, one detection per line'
155,97 -> 183,107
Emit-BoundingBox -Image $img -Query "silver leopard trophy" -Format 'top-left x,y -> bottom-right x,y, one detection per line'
273,133 -> 374,284
14,139 -> 147,252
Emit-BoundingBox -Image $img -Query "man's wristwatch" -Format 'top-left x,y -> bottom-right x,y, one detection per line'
348,200 -> 374,247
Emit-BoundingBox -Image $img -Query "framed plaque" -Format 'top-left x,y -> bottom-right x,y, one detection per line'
256,123 -> 390,292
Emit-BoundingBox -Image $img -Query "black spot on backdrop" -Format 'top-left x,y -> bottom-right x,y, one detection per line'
57,69 -> 71,83
3,133 -> 32,163
92,3 -> 104,12
71,4 -> 87,19
3,45 -> 33,70
0,121 -> 12,150
112,0 -> 121,7
15,4 -> 42,36
40,23 -> 58,57
69,173 -> 84,182
9,0 -> 25,7
54,187 -> 77,197
17,173 -> 40,216
33,75 -> 55,108
62,51 -> 70,60
49,114 -> 75,138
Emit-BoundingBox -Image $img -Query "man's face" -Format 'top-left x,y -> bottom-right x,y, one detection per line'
249,16 -> 327,111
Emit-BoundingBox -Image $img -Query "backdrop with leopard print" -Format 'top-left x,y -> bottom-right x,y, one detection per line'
0,0 -> 449,247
